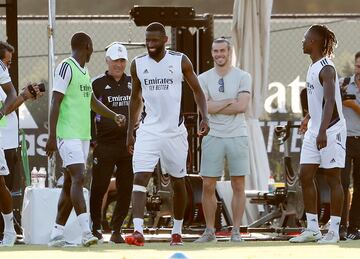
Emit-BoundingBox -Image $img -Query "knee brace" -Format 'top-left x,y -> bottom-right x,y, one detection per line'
133,184 -> 147,193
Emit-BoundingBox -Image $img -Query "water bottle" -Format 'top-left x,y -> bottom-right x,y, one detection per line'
31,167 -> 38,188
37,167 -> 47,188
268,176 -> 276,193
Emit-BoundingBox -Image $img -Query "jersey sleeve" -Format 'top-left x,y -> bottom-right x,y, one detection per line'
198,73 -> 209,97
238,71 -> 252,94
53,61 -> 72,94
0,62 -> 11,85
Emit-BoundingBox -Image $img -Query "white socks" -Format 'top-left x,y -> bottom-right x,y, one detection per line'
50,223 -> 65,239
306,213 -> 320,232
1,212 -> 15,233
50,213 -> 92,239
133,218 -> 144,234
77,213 -> 91,235
171,219 -> 183,235
329,216 -> 341,235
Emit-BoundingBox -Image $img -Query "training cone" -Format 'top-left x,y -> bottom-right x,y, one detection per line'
168,252 -> 189,259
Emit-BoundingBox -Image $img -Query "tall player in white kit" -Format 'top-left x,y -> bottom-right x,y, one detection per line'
290,24 -> 346,244
0,43 -> 17,247
125,22 -> 210,246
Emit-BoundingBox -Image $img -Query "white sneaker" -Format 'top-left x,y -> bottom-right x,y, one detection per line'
82,232 -> 98,247
194,228 -> 217,243
230,229 -> 244,242
289,229 -> 322,243
317,231 -> 339,244
48,235 -> 66,247
0,231 -> 16,247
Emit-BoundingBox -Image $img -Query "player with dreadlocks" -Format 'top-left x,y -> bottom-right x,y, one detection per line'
289,24 -> 346,244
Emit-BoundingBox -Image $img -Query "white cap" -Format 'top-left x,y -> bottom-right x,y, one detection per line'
105,42 -> 128,60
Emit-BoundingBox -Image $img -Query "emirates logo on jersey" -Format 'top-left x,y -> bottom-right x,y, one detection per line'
144,77 -> 173,91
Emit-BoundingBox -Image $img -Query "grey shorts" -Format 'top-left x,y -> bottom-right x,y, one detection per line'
200,135 -> 250,177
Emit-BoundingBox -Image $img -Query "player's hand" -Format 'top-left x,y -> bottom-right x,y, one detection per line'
114,114 -> 126,127
298,115 -> 309,135
45,135 -> 57,158
198,118 -> 210,137
21,83 -> 43,100
126,134 -> 135,155
20,84 -> 34,100
316,131 -> 327,150
343,99 -> 357,108
31,84 -> 44,99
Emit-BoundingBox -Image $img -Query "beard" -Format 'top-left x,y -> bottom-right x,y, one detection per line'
215,59 -> 227,67
147,46 -> 163,58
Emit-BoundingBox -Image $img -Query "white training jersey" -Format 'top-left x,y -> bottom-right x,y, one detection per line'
135,50 -> 186,137
0,88 -> 19,149
306,57 -> 344,135
0,60 -> 11,85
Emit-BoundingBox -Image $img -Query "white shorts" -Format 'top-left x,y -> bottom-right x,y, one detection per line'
57,139 -> 90,168
300,126 -> 346,169
133,130 -> 188,178
0,148 -> 9,176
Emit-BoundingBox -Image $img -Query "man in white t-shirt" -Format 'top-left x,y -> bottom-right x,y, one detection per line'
194,37 -> 251,243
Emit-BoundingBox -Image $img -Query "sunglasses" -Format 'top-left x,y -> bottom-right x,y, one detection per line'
218,78 -> 224,93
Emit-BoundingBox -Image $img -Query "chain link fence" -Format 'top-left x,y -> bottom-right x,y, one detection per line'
1,14 -> 360,180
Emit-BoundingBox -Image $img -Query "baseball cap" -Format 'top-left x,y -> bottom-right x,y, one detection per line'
105,42 -> 128,60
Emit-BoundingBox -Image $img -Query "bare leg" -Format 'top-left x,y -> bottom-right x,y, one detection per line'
67,164 -> 86,215
299,164 -> 319,214
201,177 -> 218,229
325,168 -> 344,217
0,176 -> 12,214
132,172 -> 152,219
230,176 -> 245,229
55,169 -> 73,225
171,176 -> 187,220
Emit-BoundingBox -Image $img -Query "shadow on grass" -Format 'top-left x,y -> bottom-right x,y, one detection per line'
1,240 -> 360,252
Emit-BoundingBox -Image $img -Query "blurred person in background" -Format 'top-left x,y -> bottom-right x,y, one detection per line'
339,51 -> 360,240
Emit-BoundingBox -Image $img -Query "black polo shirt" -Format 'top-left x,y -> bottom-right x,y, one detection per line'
91,71 -> 131,147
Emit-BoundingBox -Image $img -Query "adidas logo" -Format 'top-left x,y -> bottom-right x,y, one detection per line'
330,158 -> 336,163
143,69 -> 149,74
0,166 -> 6,171
105,85 -> 111,90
